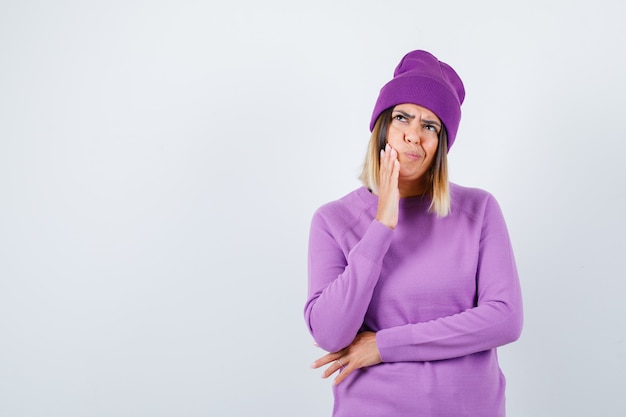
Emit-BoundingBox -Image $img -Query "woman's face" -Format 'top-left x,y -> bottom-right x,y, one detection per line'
386,103 -> 441,188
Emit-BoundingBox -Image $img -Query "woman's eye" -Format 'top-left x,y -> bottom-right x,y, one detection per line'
424,124 -> 437,132
393,115 -> 407,122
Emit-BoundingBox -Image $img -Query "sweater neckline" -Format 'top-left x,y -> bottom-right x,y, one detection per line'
355,186 -> 431,209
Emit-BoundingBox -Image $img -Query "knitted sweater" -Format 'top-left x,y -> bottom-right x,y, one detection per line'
305,184 -> 523,417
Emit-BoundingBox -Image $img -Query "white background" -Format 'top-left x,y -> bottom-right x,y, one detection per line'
1,1 -> 625,416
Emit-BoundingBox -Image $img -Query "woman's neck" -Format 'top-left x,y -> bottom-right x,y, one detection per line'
398,180 -> 428,198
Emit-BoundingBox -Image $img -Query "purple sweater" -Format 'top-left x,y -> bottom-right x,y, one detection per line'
305,184 -> 523,417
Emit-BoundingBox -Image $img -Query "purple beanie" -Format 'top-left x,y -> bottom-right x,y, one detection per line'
370,50 -> 465,150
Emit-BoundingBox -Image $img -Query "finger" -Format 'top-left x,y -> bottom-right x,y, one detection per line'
392,159 -> 400,179
388,146 -> 397,160
379,149 -> 389,175
381,144 -> 392,163
385,151 -> 399,180
380,147 -> 398,179
333,364 -> 353,386
386,145 -> 397,165
379,151 -> 395,185
322,360 -> 344,379
310,352 -> 341,369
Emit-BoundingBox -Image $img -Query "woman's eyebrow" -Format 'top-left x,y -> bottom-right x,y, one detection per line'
394,110 -> 441,128
421,118 -> 441,128
393,109 -> 416,119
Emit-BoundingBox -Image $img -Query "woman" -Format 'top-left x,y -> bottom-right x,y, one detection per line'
304,50 -> 523,416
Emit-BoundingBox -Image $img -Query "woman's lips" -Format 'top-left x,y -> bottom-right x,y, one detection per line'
405,152 -> 422,161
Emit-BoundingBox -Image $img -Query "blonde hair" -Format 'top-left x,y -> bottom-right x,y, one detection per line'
358,108 -> 451,217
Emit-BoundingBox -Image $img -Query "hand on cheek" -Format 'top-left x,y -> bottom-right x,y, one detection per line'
376,144 -> 400,229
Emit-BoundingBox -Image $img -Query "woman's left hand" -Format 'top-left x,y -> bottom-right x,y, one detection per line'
310,331 -> 382,386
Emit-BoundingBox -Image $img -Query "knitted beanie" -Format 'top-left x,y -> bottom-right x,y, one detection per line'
370,50 -> 465,150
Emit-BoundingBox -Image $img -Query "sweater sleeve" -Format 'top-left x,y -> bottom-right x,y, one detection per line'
376,195 -> 523,362
304,211 -> 393,353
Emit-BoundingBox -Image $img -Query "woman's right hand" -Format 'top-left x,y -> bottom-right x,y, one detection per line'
376,144 -> 400,229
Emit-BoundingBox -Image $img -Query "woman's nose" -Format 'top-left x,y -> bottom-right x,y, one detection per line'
404,128 -> 421,144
